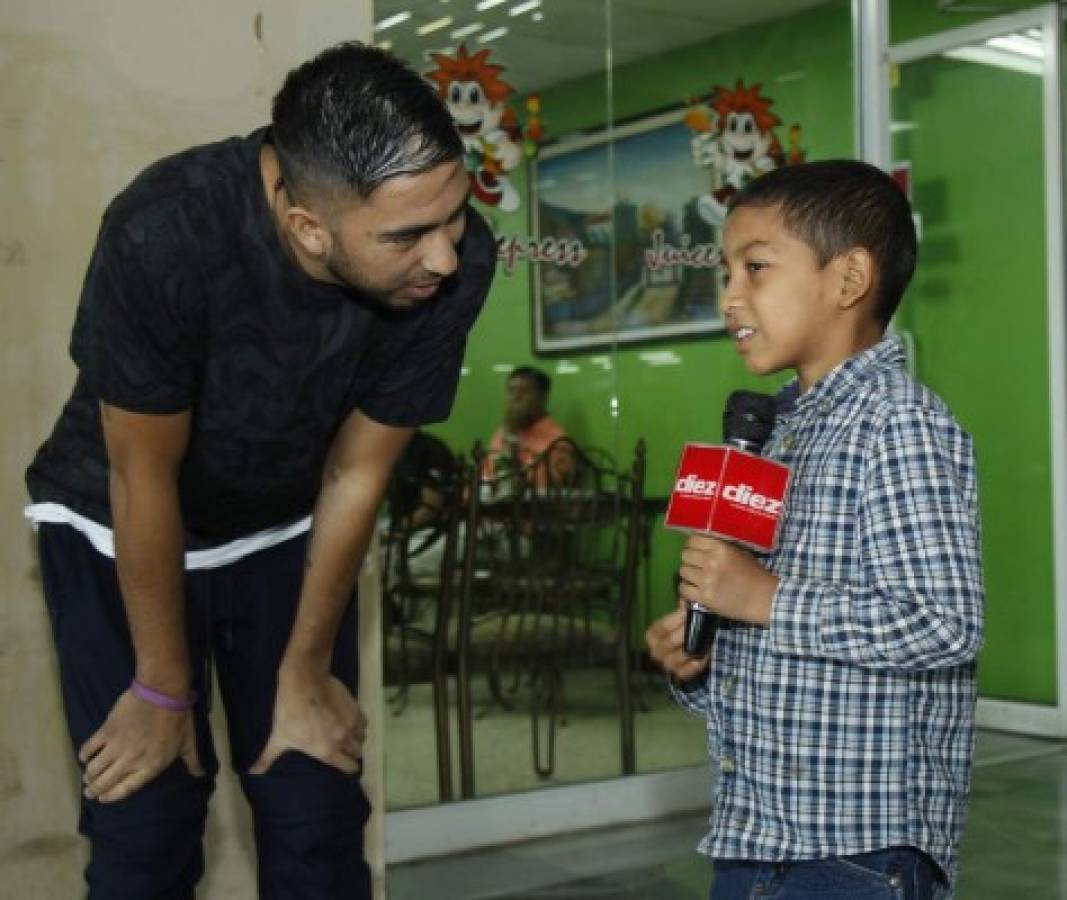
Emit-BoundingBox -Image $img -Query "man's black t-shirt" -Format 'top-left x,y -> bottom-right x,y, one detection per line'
26,129 -> 495,546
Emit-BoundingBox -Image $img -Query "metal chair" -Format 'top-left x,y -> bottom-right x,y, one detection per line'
380,449 -> 466,802
454,436 -> 647,797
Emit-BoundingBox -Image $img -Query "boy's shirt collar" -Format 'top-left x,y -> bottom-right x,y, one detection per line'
775,334 -> 906,419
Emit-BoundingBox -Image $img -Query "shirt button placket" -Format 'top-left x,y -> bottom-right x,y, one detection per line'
720,670 -> 737,779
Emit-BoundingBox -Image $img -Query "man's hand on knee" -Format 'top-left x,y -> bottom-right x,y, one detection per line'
79,689 -> 204,802
249,671 -> 367,776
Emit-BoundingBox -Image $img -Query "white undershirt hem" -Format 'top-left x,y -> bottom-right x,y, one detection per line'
24,502 -> 312,570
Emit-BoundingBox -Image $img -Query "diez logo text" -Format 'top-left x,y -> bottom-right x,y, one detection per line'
674,474 -> 718,497
674,474 -> 782,515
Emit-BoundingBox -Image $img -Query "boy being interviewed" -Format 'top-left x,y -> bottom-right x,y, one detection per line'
646,160 -> 983,900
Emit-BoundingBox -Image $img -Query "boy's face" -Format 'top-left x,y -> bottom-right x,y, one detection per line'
720,204 -> 850,391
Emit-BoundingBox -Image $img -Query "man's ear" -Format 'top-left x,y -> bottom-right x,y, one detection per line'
836,247 -> 874,310
284,206 -> 331,259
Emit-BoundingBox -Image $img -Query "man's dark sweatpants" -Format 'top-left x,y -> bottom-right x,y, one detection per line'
37,523 -> 372,900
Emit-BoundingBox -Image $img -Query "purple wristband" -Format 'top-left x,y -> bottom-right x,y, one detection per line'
130,679 -> 197,712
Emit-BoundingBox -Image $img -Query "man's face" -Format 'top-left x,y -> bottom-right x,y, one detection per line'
505,375 -> 546,431
720,204 -> 844,391
325,159 -> 471,310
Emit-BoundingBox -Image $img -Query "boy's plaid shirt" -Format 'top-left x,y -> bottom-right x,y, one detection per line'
672,336 -> 984,887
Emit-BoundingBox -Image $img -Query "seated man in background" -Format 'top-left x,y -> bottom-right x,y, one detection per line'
485,366 -> 571,485
384,430 -> 458,580
387,430 -> 457,531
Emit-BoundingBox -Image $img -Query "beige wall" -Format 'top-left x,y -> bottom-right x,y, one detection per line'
0,2 -> 379,896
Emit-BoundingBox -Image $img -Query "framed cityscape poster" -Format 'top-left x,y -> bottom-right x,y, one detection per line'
530,108 -> 724,353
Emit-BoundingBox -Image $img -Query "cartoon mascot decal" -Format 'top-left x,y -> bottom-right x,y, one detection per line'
427,44 -> 523,213
686,80 -> 804,227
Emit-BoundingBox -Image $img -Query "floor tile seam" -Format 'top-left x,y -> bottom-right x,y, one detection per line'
972,744 -> 1067,770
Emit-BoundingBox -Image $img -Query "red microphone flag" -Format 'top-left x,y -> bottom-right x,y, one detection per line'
664,443 -> 791,552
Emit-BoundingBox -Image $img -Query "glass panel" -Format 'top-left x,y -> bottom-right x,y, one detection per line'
376,0 -> 619,809
891,37 -> 1056,704
603,0 -> 856,775
377,0 -> 859,810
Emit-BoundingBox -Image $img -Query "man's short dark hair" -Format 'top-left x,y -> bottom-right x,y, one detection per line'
728,159 -> 917,326
271,41 -> 463,204
509,366 -> 550,396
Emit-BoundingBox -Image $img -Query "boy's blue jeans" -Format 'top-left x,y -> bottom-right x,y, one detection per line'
710,847 -> 948,900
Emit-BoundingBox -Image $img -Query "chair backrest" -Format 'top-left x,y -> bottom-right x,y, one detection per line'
382,434 -> 465,595
461,435 -> 648,617
386,432 -> 457,526
453,437 -> 648,793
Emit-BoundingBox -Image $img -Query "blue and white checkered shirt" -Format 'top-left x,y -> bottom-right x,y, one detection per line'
672,336 -> 984,889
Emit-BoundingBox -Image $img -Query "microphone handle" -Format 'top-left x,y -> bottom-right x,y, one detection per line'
683,601 -> 718,657
682,438 -> 763,656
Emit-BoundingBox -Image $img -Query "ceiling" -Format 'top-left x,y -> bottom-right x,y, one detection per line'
372,0 -> 833,93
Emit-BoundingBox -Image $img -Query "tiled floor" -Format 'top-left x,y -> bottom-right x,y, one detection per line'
388,730 -> 1067,899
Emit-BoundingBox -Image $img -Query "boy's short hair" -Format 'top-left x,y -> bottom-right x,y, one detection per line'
509,366 -> 551,396
728,159 -> 917,326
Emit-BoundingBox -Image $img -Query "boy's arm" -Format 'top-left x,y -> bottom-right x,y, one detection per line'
768,405 -> 984,671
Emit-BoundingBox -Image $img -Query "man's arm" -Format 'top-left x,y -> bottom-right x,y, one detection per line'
80,403 -> 203,803
251,410 -> 414,775
547,437 -> 575,485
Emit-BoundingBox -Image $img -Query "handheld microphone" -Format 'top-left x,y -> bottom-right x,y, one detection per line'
664,390 -> 789,656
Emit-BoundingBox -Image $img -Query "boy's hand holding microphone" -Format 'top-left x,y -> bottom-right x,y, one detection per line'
646,391 -> 789,679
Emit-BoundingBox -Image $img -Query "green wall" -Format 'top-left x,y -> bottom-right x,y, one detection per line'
431,0 -> 1060,706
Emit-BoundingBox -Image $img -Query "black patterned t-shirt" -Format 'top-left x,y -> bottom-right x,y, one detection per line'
26,128 -> 495,546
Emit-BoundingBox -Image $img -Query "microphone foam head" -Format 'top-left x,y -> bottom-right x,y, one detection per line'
723,390 -> 777,450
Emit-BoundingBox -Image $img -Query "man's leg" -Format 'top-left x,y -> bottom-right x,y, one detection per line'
210,535 -> 372,900
38,524 -> 218,900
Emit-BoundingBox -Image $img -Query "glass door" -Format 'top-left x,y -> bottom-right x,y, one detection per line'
377,0 -> 862,869
885,5 -> 1067,735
